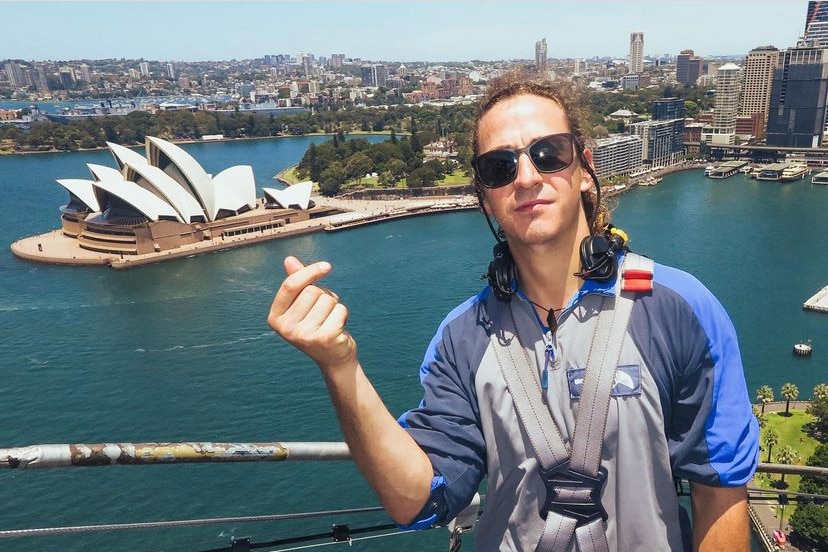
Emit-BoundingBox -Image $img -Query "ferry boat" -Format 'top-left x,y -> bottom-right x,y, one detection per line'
704,165 -> 715,176
781,163 -> 809,181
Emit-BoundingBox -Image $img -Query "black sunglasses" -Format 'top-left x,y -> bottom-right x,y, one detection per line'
472,132 -> 580,189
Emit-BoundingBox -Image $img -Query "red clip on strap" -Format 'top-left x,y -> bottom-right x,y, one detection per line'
621,269 -> 653,292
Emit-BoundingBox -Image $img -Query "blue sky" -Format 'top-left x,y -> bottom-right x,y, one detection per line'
3,1 -> 810,62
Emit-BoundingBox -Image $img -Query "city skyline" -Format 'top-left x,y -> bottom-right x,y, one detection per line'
4,1 -> 811,63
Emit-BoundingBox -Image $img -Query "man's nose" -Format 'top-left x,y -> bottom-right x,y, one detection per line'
513,152 -> 542,188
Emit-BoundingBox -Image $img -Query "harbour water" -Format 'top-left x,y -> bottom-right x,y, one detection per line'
0,138 -> 826,551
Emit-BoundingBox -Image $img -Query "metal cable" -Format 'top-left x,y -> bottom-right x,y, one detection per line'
0,506 -> 385,539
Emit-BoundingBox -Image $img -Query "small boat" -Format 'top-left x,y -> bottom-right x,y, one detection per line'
793,341 -> 813,357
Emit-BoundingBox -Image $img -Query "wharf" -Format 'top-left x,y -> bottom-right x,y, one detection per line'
803,285 -> 828,313
707,160 -> 748,179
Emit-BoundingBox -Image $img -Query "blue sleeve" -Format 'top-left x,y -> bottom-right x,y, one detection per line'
397,294 -> 488,527
632,264 -> 759,486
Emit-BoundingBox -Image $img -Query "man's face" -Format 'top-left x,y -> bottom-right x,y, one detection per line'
476,94 -> 592,249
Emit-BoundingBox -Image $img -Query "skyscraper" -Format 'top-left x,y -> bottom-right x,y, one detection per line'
676,50 -> 703,85
713,63 -> 741,137
535,38 -> 548,72
629,32 -> 644,74
739,46 -> 779,138
804,1 -> 828,44
767,43 -> 828,147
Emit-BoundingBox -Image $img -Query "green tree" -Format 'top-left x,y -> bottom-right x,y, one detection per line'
789,503 -> 828,551
781,383 -> 800,416
763,428 -> 779,463
306,142 -> 322,182
344,152 -> 373,184
757,385 -> 775,415
318,162 -> 347,197
752,405 -> 767,430
775,445 -> 801,487
807,396 -> 828,441
814,383 -> 828,402
407,164 -> 438,188
386,158 -> 407,182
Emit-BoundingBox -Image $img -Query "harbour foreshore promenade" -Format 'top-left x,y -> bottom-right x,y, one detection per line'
10,195 -> 478,269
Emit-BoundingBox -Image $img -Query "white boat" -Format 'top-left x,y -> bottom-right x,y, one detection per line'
781,163 -> 809,181
793,342 -> 813,357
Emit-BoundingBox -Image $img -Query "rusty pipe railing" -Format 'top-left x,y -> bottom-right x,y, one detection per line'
0,442 -> 350,469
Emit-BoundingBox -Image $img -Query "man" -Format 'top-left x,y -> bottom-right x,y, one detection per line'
268,71 -> 758,551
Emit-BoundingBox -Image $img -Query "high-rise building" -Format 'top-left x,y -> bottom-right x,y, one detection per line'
628,118 -> 686,167
591,135 -> 644,179
3,62 -> 24,88
535,38 -> 548,71
739,46 -> 779,139
139,62 -> 150,76
330,53 -> 345,68
713,63 -> 741,135
166,63 -> 176,79
767,43 -> 828,147
805,1 -> 828,45
58,66 -> 75,90
676,50 -> 703,85
360,64 -> 373,86
79,63 -> 92,83
34,68 -> 49,92
629,32 -> 644,74
652,98 -> 686,121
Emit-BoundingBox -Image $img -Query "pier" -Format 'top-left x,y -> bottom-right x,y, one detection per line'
803,285 -> 828,313
706,160 -> 748,179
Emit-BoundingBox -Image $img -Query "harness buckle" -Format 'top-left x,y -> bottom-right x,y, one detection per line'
539,461 -> 608,526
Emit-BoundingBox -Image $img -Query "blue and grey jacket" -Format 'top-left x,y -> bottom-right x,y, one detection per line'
399,253 -> 759,551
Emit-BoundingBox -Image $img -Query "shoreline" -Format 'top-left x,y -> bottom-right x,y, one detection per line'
0,130 -> 397,157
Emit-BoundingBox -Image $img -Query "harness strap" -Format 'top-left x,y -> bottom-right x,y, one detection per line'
491,253 -> 653,552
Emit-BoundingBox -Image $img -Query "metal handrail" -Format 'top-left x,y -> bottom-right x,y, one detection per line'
2,442 -> 827,478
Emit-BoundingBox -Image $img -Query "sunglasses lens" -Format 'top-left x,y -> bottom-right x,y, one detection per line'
530,135 -> 574,172
476,150 -> 517,188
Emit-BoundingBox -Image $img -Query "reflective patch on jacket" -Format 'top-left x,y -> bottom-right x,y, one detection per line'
566,364 -> 641,399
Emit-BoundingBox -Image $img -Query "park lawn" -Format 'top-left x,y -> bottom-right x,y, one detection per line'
438,169 -> 472,185
278,167 -> 301,185
756,409 -> 818,522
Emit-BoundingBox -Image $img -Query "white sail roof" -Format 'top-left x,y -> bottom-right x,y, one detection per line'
107,142 -> 206,223
212,165 -> 257,214
91,178 -> 182,223
87,163 -> 126,183
262,181 -> 313,210
146,136 -> 216,220
56,179 -> 101,212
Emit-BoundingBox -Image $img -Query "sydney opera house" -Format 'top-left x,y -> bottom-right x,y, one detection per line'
42,136 -> 343,259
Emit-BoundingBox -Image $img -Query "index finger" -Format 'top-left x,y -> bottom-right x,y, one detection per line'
270,259 -> 333,315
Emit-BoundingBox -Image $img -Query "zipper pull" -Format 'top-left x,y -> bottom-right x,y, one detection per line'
541,340 -> 554,404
